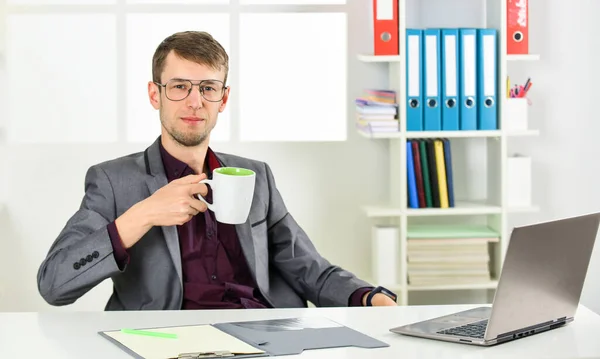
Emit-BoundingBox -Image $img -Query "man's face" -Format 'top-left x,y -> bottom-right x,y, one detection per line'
148,50 -> 229,147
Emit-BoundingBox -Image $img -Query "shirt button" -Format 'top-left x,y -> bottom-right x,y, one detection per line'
211,275 -> 217,280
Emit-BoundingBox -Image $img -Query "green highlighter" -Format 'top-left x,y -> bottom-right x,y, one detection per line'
121,328 -> 178,339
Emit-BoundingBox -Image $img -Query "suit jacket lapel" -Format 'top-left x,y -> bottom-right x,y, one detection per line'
144,138 -> 183,286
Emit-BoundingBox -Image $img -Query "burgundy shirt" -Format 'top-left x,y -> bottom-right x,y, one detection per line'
107,143 -> 370,308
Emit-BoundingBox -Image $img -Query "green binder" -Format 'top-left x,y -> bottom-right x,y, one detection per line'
418,140 -> 433,207
407,224 -> 500,239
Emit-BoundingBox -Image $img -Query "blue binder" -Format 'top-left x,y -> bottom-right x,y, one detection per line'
441,29 -> 460,131
459,28 -> 478,130
423,28 -> 442,131
477,28 -> 498,130
406,29 -> 423,131
406,141 -> 419,208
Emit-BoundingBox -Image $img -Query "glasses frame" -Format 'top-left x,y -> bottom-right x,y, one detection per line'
154,78 -> 228,102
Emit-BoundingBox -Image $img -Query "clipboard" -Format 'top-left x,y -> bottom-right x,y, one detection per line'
99,324 -> 268,359
99,317 -> 389,359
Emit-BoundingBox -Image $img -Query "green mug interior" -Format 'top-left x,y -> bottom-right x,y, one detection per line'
215,167 -> 255,176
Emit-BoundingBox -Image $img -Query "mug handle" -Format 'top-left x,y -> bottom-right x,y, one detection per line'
196,179 -> 215,212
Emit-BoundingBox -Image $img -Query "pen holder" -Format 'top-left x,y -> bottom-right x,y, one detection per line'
505,98 -> 529,131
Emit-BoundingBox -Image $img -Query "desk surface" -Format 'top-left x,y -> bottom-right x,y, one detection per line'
1,304 -> 599,359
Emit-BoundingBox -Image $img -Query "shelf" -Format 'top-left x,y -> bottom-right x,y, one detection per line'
508,205 -> 540,213
357,54 -> 402,63
364,201 -> 502,218
506,129 -> 540,137
507,54 -> 541,61
407,130 -> 501,139
359,130 -> 539,139
407,280 -> 499,291
406,202 -> 502,216
357,130 -> 401,139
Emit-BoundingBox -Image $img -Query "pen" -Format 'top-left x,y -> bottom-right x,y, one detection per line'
121,328 -> 179,339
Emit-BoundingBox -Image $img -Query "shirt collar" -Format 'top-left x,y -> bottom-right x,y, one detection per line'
159,139 -> 222,182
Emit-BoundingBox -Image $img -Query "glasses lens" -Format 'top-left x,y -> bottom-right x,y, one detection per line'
200,81 -> 225,102
166,80 -> 191,101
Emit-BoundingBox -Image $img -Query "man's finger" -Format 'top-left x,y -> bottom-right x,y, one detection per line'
189,183 -> 208,197
174,173 -> 207,184
189,198 -> 208,213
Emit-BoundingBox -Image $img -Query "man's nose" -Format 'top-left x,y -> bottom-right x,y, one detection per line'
185,85 -> 203,108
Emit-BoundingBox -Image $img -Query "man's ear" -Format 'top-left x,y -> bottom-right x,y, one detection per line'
219,86 -> 231,113
148,81 -> 161,110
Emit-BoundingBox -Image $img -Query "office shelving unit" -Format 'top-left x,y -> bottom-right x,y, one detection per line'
358,0 -> 540,306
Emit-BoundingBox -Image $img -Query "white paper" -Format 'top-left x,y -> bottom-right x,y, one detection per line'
463,34 -> 476,97
426,35 -> 439,97
483,35 -> 496,97
444,36 -> 457,97
103,325 -> 265,359
376,0 -> 394,20
408,35 -> 420,97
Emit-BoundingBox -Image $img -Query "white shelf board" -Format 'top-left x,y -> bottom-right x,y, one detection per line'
407,280 -> 499,291
357,130 -> 401,139
357,54 -> 402,63
407,130 -> 501,139
508,205 -> 540,213
406,201 -> 502,216
364,201 -> 502,218
507,54 -> 541,61
506,129 -> 540,137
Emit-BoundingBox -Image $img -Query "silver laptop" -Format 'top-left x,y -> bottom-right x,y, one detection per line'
390,212 -> 600,346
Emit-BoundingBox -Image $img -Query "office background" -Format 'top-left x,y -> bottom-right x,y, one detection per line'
0,0 -> 599,314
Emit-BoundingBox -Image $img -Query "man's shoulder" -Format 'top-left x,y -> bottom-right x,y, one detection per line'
89,149 -> 147,176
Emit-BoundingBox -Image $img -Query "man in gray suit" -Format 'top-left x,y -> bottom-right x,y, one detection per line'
37,31 -> 397,310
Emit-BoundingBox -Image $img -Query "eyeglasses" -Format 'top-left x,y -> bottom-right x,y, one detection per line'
154,78 -> 227,102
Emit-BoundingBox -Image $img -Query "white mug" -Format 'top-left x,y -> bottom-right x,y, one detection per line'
197,167 -> 256,224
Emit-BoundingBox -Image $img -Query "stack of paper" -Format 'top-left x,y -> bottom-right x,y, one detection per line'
406,224 -> 499,286
355,89 -> 398,134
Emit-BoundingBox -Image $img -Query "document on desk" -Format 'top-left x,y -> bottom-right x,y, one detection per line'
213,317 -> 389,356
99,324 -> 267,359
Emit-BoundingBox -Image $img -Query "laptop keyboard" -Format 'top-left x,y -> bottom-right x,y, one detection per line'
436,319 -> 488,339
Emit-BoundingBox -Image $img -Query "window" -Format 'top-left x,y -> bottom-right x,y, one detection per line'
7,14 -> 118,143
4,1 -> 348,144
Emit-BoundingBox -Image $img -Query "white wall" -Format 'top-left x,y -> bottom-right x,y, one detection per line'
1,0 -> 600,315
0,1 -> 393,312
505,0 -> 600,315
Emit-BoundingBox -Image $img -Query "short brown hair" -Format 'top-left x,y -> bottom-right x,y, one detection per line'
152,31 -> 229,85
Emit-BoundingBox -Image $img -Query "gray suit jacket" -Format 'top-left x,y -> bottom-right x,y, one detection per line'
37,137 -> 371,310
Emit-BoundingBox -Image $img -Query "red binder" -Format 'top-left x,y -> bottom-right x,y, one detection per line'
372,0 -> 399,56
507,0 -> 529,54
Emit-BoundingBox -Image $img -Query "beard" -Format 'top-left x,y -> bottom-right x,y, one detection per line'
160,106 -> 211,147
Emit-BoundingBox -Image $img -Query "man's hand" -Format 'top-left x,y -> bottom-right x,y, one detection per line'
362,292 -> 398,307
115,174 -> 209,249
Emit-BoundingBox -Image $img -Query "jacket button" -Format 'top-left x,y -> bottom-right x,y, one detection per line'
211,275 -> 217,280
86,255 -> 93,262
92,251 -> 99,258
73,262 -> 80,270
79,258 -> 87,266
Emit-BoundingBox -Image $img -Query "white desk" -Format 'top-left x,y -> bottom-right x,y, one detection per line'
1,304 -> 599,359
